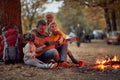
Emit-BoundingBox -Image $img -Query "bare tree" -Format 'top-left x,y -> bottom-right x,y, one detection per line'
21,0 -> 47,31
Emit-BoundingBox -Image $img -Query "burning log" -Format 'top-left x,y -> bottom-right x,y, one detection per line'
103,61 -> 120,65
90,61 -> 120,67
89,55 -> 120,70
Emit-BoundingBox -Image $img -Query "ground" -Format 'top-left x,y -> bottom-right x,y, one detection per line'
0,40 -> 120,80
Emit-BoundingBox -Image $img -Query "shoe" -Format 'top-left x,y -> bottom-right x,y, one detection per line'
79,60 -> 84,67
59,61 -> 73,68
71,60 -> 85,67
50,63 -> 58,69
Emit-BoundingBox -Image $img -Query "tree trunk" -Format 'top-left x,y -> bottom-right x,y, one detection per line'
111,9 -> 117,31
0,0 -> 22,33
104,8 -> 112,32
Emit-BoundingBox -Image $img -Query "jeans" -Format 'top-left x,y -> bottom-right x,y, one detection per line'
56,44 -> 67,62
24,58 -> 50,68
37,48 -> 57,62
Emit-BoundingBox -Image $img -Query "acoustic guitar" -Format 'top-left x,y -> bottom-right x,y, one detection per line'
34,36 -> 78,56
34,36 -> 55,56
55,36 -> 78,48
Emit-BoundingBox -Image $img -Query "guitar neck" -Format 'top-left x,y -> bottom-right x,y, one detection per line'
65,37 -> 78,42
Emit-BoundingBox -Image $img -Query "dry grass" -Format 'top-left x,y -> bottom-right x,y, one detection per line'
0,40 -> 120,80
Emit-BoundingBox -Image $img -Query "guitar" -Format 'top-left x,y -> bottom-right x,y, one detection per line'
34,36 -> 55,56
34,36 -> 78,56
66,36 -> 78,42
55,36 -> 78,48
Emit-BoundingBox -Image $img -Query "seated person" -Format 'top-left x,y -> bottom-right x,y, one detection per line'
23,33 -> 57,68
31,20 -> 73,68
49,22 -> 84,67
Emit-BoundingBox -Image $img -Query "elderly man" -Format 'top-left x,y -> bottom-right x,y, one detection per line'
46,13 -> 54,34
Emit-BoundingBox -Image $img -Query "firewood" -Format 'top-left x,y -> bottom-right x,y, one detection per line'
104,61 -> 120,65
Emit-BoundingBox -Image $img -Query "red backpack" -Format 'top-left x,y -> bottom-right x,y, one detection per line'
0,36 -> 3,61
1,25 -> 23,64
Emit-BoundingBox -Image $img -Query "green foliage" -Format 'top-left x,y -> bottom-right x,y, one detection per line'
21,0 -> 120,33
21,0 -> 47,33
56,0 -> 120,33
56,1 -> 106,34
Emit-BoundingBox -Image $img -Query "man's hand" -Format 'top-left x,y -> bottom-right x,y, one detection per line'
45,42 -> 51,46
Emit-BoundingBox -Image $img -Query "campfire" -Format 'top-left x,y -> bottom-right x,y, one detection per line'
92,55 -> 120,70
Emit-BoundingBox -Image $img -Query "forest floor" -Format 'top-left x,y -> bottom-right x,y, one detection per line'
0,39 -> 120,80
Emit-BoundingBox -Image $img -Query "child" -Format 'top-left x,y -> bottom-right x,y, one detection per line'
49,22 -> 66,46
23,33 -> 57,68
49,22 -> 84,67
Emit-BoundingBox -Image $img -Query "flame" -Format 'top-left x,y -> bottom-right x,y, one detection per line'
112,65 -> 120,69
95,59 -> 107,70
96,64 -> 107,70
112,55 -> 119,61
94,55 -> 120,70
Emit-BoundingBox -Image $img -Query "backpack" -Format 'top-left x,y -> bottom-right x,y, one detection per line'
0,36 -> 3,61
2,26 -> 22,64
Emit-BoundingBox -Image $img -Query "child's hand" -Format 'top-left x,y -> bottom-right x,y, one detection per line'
42,45 -> 46,48
59,38 -> 64,44
36,45 -> 46,52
